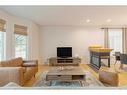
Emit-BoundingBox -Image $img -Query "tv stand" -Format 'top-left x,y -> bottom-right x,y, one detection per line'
49,57 -> 81,66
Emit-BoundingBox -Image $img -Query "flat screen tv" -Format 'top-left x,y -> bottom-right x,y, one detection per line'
57,47 -> 72,58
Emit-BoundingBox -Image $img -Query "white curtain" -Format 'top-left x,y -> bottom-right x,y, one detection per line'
103,28 -> 109,48
122,28 -> 127,54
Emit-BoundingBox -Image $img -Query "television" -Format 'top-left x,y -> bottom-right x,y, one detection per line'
57,47 -> 72,58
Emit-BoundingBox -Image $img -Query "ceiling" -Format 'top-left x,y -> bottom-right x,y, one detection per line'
1,6 -> 127,26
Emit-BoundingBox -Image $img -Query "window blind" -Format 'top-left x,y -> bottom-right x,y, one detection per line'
14,24 -> 28,36
0,19 -> 6,32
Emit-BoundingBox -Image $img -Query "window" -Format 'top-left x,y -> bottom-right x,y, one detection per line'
14,24 -> 28,59
0,19 -> 6,61
15,34 -> 27,59
108,29 -> 122,54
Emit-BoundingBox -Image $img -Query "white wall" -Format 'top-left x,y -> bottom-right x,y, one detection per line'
0,10 -> 40,61
40,26 -> 104,64
0,9 -> 104,64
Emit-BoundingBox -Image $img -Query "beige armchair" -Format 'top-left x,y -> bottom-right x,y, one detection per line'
99,66 -> 119,86
0,57 -> 38,86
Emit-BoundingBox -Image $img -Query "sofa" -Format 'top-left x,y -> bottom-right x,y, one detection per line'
0,57 -> 38,86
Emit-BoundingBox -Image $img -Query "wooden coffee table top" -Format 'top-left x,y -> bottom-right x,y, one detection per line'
47,66 -> 85,75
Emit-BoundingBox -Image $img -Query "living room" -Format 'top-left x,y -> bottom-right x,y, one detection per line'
0,6 -> 127,88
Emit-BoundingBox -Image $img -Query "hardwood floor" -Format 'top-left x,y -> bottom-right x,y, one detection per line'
24,63 -> 127,87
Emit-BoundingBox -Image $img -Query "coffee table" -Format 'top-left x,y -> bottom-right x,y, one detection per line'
46,66 -> 86,86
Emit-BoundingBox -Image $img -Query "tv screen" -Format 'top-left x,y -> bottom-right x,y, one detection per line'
57,47 -> 72,58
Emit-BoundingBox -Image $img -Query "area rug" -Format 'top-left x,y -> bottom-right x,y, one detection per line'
33,71 -> 104,88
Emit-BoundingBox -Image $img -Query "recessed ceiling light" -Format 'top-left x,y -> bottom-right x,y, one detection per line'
106,19 -> 112,22
86,19 -> 91,23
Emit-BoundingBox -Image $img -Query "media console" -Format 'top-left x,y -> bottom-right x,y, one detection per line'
49,57 -> 81,66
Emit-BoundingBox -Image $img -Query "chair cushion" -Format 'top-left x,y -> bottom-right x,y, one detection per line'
0,60 -> 10,67
1,57 -> 23,67
24,67 -> 36,81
